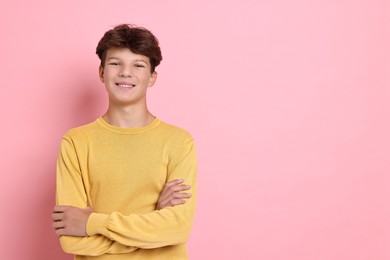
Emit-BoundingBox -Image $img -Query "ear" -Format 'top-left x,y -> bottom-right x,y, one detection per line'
148,71 -> 158,87
99,66 -> 104,83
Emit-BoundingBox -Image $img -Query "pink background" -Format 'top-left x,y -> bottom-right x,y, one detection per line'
1,1 -> 389,259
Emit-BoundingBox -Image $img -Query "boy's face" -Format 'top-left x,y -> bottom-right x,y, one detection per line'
99,48 -> 157,106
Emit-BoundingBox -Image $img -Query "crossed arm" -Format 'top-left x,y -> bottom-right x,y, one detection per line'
52,178 -> 192,237
53,135 -> 197,256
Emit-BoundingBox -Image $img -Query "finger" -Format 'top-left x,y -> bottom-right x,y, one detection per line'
55,228 -> 65,237
171,184 -> 191,192
160,185 -> 190,201
53,205 -> 74,213
168,199 -> 186,206
161,192 -> 191,207
164,178 -> 184,188
158,199 -> 173,208
159,184 -> 190,201
160,183 -> 190,201
53,205 -> 66,213
161,194 -> 189,207
51,212 -> 64,221
159,185 -> 177,201
172,192 -> 192,199
52,221 -> 65,230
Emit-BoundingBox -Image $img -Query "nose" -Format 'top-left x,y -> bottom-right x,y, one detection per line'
119,66 -> 133,77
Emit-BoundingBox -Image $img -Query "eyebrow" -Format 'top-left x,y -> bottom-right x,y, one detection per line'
107,57 -> 148,63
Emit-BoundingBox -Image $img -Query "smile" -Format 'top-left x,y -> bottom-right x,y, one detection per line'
116,83 -> 135,88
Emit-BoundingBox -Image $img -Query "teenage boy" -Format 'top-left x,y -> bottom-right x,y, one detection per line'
52,24 -> 197,259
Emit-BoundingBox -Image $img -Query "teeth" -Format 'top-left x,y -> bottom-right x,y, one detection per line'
117,84 -> 134,88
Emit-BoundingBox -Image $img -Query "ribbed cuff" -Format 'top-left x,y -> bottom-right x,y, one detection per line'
86,213 -> 111,237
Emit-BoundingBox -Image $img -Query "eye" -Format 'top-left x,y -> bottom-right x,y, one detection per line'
108,62 -> 119,66
135,64 -> 145,68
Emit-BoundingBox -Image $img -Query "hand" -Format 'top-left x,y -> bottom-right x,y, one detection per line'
52,206 -> 93,237
157,179 -> 191,210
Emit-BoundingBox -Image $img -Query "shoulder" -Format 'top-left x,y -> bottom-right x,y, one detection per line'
155,120 -> 196,154
157,121 -> 197,163
61,120 -> 99,143
157,120 -> 194,142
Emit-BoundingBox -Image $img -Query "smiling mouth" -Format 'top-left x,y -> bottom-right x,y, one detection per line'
116,83 -> 135,88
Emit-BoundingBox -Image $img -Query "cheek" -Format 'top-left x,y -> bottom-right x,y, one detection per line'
102,69 -> 115,82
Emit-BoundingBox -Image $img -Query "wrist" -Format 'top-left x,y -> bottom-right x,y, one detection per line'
86,213 -> 110,237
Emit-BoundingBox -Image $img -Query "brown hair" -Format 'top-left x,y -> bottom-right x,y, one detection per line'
96,24 -> 162,72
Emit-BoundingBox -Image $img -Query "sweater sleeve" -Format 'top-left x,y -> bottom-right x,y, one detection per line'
86,137 -> 197,249
56,137 -> 137,256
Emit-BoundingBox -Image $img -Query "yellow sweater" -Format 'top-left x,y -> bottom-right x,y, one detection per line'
56,117 -> 197,259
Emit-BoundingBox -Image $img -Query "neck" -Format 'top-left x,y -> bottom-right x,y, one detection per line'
102,103 -> 155,128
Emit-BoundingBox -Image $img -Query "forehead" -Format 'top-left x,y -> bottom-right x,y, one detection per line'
106,48 -> 150,63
